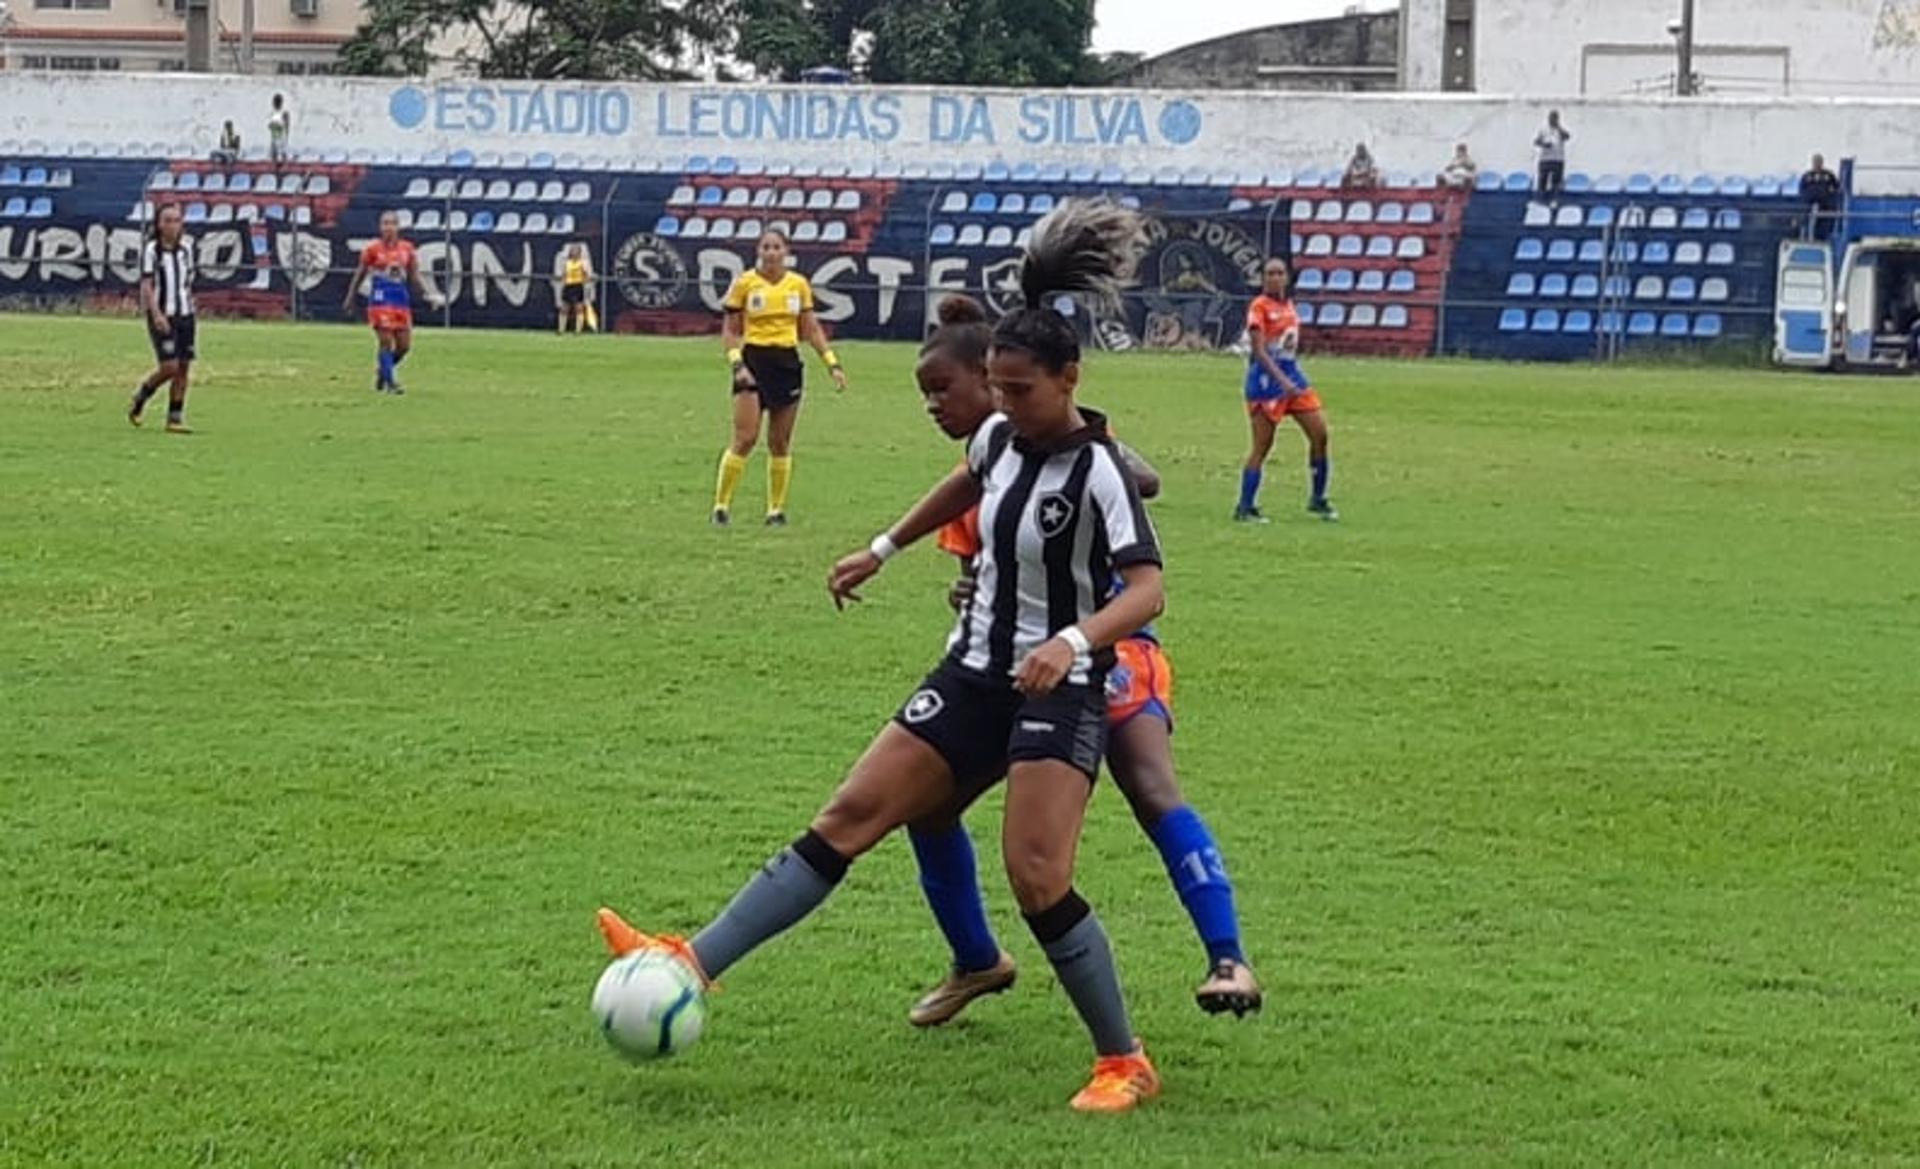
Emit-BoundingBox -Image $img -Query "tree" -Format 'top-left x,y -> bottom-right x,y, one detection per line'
733,0 -> 1098,86
340,0 -> 737,80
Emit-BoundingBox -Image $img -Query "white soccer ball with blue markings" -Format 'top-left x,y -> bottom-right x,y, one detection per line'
592,950 -> 706,1061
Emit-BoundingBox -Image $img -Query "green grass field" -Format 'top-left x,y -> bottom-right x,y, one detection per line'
4,313 -> 1919,1168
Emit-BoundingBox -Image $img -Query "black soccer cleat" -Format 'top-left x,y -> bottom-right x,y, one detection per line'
764,512 -> 788,528
711,508 -> 730,528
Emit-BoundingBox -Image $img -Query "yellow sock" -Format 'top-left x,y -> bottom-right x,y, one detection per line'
768,456 -> 793,515
714,450 -> 749,511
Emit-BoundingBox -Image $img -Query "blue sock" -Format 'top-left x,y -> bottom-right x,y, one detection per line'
908,825 -> 1001,973
1147,806 -> 1245,966
377,349 -> 396,387
1238,467 -> 1262,512
1310,457 -> 1330,503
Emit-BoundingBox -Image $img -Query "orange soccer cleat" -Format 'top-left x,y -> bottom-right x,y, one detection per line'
1068,1043 -> 1161,1113
595,907 -> 710,986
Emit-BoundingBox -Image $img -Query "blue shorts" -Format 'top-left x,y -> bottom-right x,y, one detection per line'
1245,356 -> 1311,401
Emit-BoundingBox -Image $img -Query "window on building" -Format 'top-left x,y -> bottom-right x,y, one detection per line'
32,0 -> 114,10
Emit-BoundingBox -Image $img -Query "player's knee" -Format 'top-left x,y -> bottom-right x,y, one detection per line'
810,784 -> 894,857
1117,767 -> 1184,829
1002,836 -> 1073,913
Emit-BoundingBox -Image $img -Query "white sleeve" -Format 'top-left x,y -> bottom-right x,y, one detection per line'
1088,446 -> 1160,568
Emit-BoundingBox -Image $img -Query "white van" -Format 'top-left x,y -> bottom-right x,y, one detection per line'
1775,236 -> 1920,370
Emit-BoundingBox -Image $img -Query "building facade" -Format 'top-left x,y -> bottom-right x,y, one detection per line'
0,0 -> 353,75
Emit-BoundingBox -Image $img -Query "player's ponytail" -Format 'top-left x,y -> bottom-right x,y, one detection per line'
921,294 -> 991,369
992,199 -> 1145,372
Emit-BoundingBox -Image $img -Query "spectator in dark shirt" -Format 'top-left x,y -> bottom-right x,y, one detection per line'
211,121 -> 241,167
1340,143 -> 1380,190
1534,111 -> 1570,199
1439,143 -> 1477,189
1801,153 -> 1841,241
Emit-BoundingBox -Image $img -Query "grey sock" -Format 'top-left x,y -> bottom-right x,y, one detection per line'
690,847 -> 837,979
1037,910 -> 1136,1056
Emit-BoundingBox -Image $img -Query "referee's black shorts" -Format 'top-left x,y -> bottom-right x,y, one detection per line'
737,343 -> 803,411
893,658 -> 1107,785
562,283 -> 586,306
147,315 -> 197,363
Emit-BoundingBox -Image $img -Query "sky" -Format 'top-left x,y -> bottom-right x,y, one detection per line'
1091,0 -> 1395,57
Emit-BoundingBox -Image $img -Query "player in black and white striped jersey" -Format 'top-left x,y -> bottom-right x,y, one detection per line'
596,201 -> 1169,1112
129,202 -> 198,434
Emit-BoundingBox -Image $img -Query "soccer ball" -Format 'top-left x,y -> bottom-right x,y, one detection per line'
591,950 -> 706,1061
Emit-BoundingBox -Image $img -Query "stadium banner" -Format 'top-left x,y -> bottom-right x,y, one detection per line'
4,73 -> 1920,176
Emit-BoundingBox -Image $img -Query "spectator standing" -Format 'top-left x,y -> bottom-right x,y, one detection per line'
1800,153 -> 1841,241
1340,143 -> 1380,190
1439,143 -> 1477,189
267,94 -> 292,167
1533,110 -> 1570,198
212,121 -> 241,167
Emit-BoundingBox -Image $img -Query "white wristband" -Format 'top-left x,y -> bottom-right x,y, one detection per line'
868,533 -> 899,563
1057,625 -> 1092,656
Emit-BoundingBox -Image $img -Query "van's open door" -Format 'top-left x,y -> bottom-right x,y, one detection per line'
1774,240 -> 1833,367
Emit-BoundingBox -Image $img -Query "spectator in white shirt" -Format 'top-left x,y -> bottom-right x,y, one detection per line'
1439,143 -> 1477,189
267,94 -> 292,167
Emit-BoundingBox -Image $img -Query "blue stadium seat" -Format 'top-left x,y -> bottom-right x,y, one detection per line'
176,171 -> 201,192
1586,205 -> 1614,228
1397,237 -> 1426,260
685,155 -> 712,174
1579,240 -> 1605,264
1376,202 -> 1404,224
1029,194 -> 1056,215
1504,173 -> 1532,192
1675,241 -> 1704,265
1357,270 -> 1386,293
1499,308 -> 1528,332
1345,200 -> 1373,223
0,197 -> 24,218
1636,275 -> 1665,299
1688,175 -> 1716,196
1668,276 -> 1696,301
1600,310 -> 1624,334
1507,273 -> 1537,297
1297,303 -> 1316,325
930,224 -> 956,246
1572,274 -> 1600,298
1290,233 -> 1303,254
1547,239 -> 1575,263
1318,304 -> 1347,326
1328,269 -> 1356,292
1524,202 -> 1551,227
1540,273 -> 1569,298
24,166 -> 49,186
1662,312 -> 1690,336
530,152 -> 556,170
184,202 -> 207,223
1565,172 -> 1593,194
970,192 -> 997,214
1563,310 -> 1593,333
1626,173 -> 1654,195
697,186 -> 723,206
1719,175 -> 1749,197
0,165 -> 19,185
1714,209 -> 1742,231
469,210 -> 496,233
1068,164 -> 1097,184
1595,174 -> 1625,194
1514,238 -> 1544,262
957,224 -> 983,247
1681,207 -> 1710,230
654,215 -> 680,236
1531,309 -> 1561,332
447,149 -> 476,168
1707,242 -> 1735,265
1476,171 -> 1504,192
228,173 -> 252,194
1628,312 -> 1657,336
999,193 -> 1026,216
1296,269 -> 1326,291
1349,304 -> 1379,327
1700,277 -> 1729,302
1388,270 -> 1416,293
1337,235 -> 1363,258
551,213 -> 576,235
1407,202 -> 1436,225
1643,241 -> 1671,265
712,156 -> 740,176
1694,313 -> 1723,338
1380,305 -> 1409,329
1366,235 -> 1392,258
1657,174 -> 1685,196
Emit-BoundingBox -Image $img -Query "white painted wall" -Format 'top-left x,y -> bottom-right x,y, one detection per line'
0,73 -> 1915,183
1403,0 -> 1920,97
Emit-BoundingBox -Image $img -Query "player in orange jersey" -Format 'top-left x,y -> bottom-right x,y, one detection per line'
342,211 -> 441,395
1238,257 -> 1336,522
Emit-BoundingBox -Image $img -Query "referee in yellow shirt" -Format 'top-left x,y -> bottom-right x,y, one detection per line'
713,228 -> 848,527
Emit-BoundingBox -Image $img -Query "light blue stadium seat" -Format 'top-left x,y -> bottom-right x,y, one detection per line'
1657,174 -> 1685,196
709,219 -> 736,240
509,180 -> 534,202
177,171 -> 201,192
775,188 -> 804,211
1547,239 -> 1575,263
821,221 -> 848,244
184,202 -> 207,223
1315,200 -> 1343,223
1694,313 -> 1723,338
24,166 -> 49,186
1572,274 -> 1600,298
1700,277 -> 1729,302
228,173 -> 252,194
1531,309 -> 1560,332
414,208 -> 442,231
1643,241 -> 1672,265
686,155 -> 712,174
1595,174 -> 1624,194
1398,236 -> 1426,260
1328,269 -> 1356,292
835,190 -> 861,212
970,192 -> 997,214
1579,240 -> 1605,264
1600,310 -> 1624,334
530,152 -> 556,170
806,189 -> 833,211
1650,207 -> 1678,230
985,225 -> 1012,248
1291,233 -> 1303,253
148,170 -> 175,191
679,218 -> 708,239
1668,276 -> 1696,301
306,175 -> 330,196
1350,304 -> 1379,327
1389,270 -> 1416,293
1675,241 -> 1704,265
1012,162 -> 1040,183
724,187 -> 750,209
999,193 -> 1026,216
1305,234 -> 1333,257
1380,305 -> 1409,329
1507,273 -> 1537,297
793,220 -> 822,243
1297,303 -> 1316,325
550,213 -> 575,235
1681,207 -> 1710,230
1540,273 -> 1569,298
448,149 -> 475,167
1586,205 -> 1614,228
1505,172 -> 1532,192
525,212 -> 550,233
1499,308 -> 1527,331
1068,164 -> 1097,184
209,203 -> 233,224
1761,176 -> 1789,198
929,224 -> 956,246
1626,173 -> 1654,195
1707,242 -> 1735,265
1030,194 -> 1056,215
1524,202 -> 1552,227
1476,171 -> 1504,192
1662,312 -> 1690,336
1636,275 -> 1665,299
1714,208 -> 1742,230
1605,275 -> 1629,300
1296,269 -> 1326,292
469,210 -> 496,232
1563,310 -> 1593,333
0,197 -> 24,218
1366,235 -> 1392,258
1319,304 -> 1347,326
1407,202 -> 1436,225
1688,175 -> 1716,196
1628,312 -> 1657,336
448,210 -> 470,232
433,178 -> 457,200
566,182 -> 591,203
1337,235 -> 1363,257
1357,270 -> 1385,293
1227,197 -> 1253,213
1719,175 -> 1749,197
1345,201 -> 1373,223
1289,198 -> 1314,221
0,165 -> 20,185
1514,238 -> 1544,262
1555,204 -> 1583,228
1611,240 -> 1639,264
697,186 -> 723,206
1376,202 -> 1404,224
712,156 -> 739,176
484,179 -> 510,201
957,224 -> 983,247
654,215 -> 680,236
458,178 -> 483,200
